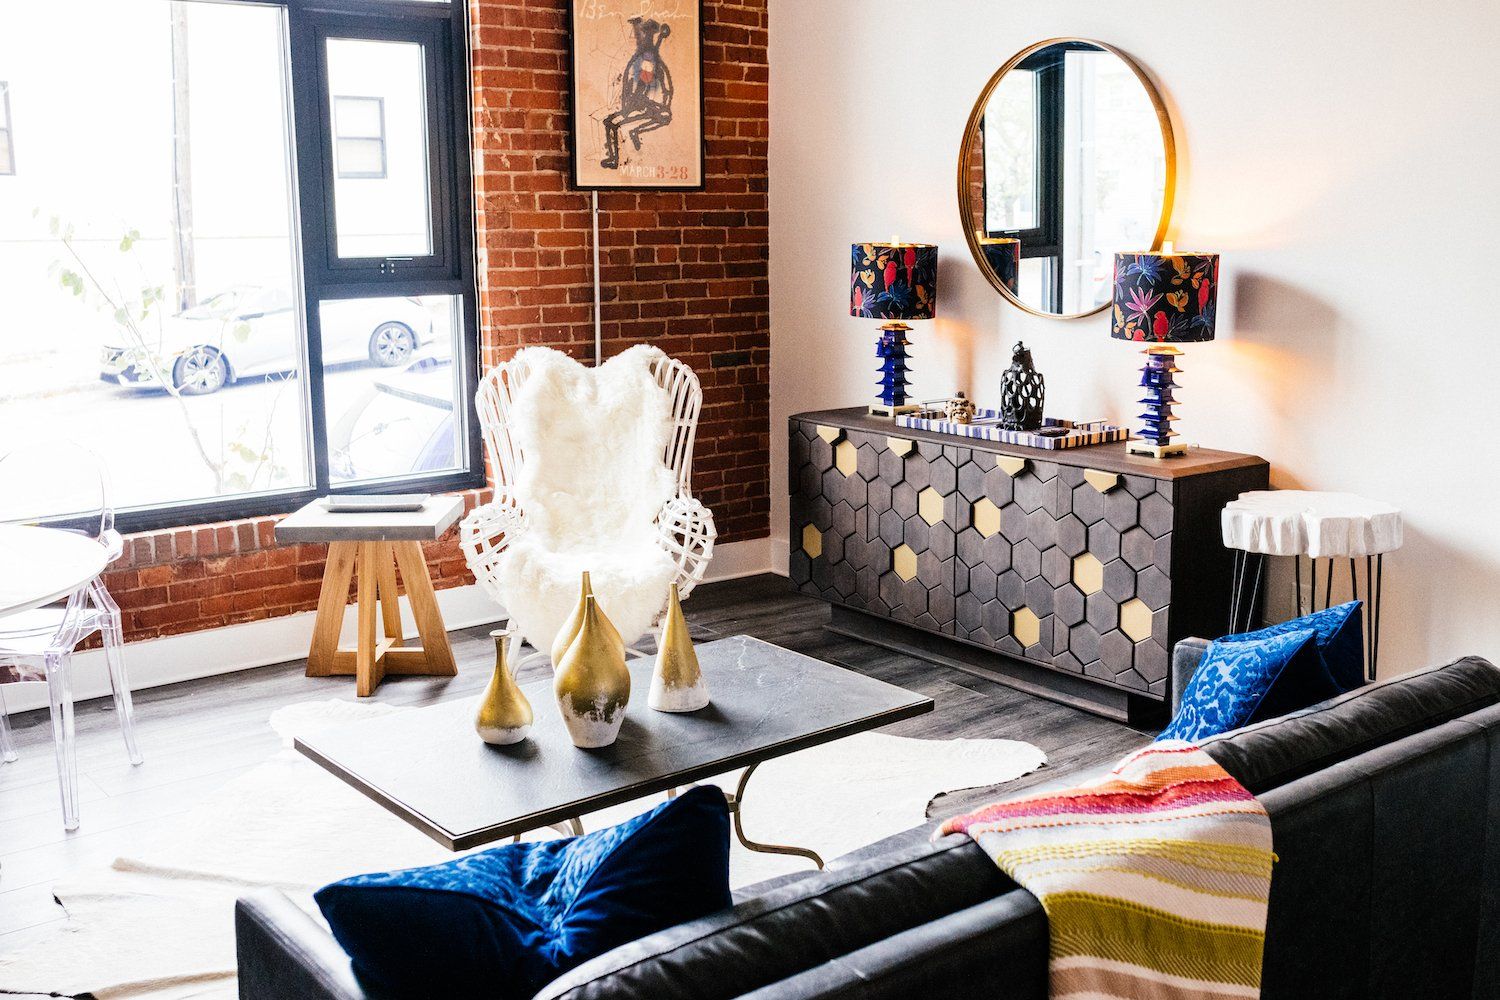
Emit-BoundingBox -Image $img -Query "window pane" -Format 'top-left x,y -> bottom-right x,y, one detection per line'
321,294 -> 462,485
0,0 -> 311,511
326,38 -> 432,258
334,95 -> 383,138
983,68 -> 1037,232
337,137 -> 386,178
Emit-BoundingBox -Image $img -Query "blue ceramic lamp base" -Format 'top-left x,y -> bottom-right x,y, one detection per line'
869,322 -> 920,418
1126,345 -> 1191,459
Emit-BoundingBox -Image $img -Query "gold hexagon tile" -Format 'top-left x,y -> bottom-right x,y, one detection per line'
972,497 -> 1002,538
1012,607 -> 1041,648
801,524 -> 823,560
1072,552 -> 1104,595
1120,598 -> 1152,642
815,425 -> 843,444
995,455 -> 1028,477
1084,469 -> 1121,494
892,544 -> 918,581
834,439 -> 858,477
886,437 -> 914,457
918,487 -> 945,526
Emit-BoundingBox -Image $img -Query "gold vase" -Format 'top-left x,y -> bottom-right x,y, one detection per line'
649,584 -> 709,713
554,595 -> 631,748
551,571 -> 625,668
474,628 -> 533,745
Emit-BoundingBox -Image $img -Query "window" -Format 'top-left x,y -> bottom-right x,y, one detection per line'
0,0 -> 480,532
333,96 -> 387,179
0,81 -> 13,175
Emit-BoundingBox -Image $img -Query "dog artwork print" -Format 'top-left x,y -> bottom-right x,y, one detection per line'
569,1 -> 704,189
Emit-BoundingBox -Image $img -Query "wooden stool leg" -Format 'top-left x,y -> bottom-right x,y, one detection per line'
307,542 -> 358,678
375,543 -> 404,643
393,541 -> 457,676
355,542 -> 384,697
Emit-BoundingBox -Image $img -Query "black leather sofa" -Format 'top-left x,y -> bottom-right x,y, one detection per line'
236,643 -> 1500,999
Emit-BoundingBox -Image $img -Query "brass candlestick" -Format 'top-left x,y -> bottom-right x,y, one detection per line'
474,628 -> 533,745
649,584 -> 709,713
554,595 -> 631,748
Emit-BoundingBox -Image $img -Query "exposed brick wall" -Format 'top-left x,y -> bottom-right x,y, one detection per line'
101,0 -> 770,644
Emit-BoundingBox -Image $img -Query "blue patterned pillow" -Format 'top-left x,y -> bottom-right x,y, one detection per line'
1158,629 -> 1331,742
315,785 -> 731,999
1223,600 -> 1365,692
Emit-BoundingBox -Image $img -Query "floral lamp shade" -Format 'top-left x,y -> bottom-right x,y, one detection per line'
978,236 -> 1021,295
850,243 -> 938,320
1111,251 -> 1219,344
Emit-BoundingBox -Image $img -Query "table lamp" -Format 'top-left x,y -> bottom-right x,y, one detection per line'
1110,247 -> 1218,458
850,241 -> 938,417
977,235 -> 1020,295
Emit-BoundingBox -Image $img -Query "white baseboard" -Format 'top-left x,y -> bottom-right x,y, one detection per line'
1,537 -> 775,716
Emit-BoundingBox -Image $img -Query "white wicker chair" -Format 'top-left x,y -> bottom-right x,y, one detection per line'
460,352 -> 716,650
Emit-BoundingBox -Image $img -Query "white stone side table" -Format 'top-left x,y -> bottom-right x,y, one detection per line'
1221,490 -> 1403,679
276,497 -> 464,697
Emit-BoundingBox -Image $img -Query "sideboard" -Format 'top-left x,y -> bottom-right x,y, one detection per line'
788,408 -> 1270,722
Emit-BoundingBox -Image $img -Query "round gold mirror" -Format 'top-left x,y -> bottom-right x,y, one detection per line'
959,39 -> 1175,319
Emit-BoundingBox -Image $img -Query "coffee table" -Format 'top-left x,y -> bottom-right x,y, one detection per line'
294,635 -> 934,866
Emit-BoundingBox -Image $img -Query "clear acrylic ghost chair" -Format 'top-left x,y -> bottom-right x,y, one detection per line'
0,443 -> 143,831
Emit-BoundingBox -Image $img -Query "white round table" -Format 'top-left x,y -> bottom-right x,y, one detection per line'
0,524 -> 110,619
1221,491 -> 1402,678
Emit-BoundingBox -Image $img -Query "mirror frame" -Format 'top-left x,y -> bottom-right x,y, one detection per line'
958,37 -> 1177,320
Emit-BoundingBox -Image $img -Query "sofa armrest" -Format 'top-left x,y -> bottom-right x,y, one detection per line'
1171,637 -> 1212,714
235,889 -> 371,1000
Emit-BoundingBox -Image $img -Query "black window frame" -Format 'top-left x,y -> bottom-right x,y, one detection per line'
57,0 -> 484,535
332,94 -> 388,179
0,81 -> 14,176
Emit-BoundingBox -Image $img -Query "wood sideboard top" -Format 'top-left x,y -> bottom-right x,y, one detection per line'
791,408 -> 1268,481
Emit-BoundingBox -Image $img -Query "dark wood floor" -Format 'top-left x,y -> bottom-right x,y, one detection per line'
0,574 -> 1147,954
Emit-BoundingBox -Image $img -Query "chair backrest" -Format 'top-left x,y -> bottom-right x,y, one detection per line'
475,351 -> 703,497
0,440 -> 120,557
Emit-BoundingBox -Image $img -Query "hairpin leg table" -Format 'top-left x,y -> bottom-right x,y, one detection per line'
276,497 -> 464,696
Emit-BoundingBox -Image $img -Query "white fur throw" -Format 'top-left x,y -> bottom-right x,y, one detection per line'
497,345 -> 679,654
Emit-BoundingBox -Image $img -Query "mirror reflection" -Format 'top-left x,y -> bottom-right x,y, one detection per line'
961,40 -> 1173,318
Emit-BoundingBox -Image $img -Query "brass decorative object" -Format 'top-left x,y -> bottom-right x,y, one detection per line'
1084,469 -> 1122,494
554,594 -> 631,748
474,628 -> 533,745
995,455 -> 1028,477
648,584 -> 709,713
945,391 -> 977,424
551,571 -> 624,668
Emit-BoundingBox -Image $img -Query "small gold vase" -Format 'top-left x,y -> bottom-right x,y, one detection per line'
475,628 -> 533,745
649,584 -> 709,713
554,595 -> 631,748
551,571 -> 625,668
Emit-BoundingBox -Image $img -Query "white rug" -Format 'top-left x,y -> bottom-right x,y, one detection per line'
0,700 -> 1045,999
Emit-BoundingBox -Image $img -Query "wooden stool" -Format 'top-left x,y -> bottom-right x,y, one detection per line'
276,497 -> 464,696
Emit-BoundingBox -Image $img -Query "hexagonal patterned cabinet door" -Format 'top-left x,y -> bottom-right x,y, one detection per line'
918,487 -> 945,526
1012,606 -> 1041,648
972,497 -> 1002,538
1072,552 -> 1104,595
801,524 -> 823,560
892,543 -> 918,582
1119,597 -> 1153,642
834,439 -> 858,477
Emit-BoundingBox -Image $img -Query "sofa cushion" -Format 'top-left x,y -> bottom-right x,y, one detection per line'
314,786 -> 731,1000
1159,629 -> 1337,742
1199,655 -> 1500,794
1223,600 -> 1365,693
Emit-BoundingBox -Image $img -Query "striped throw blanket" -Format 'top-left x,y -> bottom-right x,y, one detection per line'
938,741 -> 1274,999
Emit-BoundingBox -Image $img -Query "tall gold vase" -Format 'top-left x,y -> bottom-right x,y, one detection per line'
551,571 -> 625,667
474,628 -> 533,745
554,595 -> 631,748
649,584 -> 709,712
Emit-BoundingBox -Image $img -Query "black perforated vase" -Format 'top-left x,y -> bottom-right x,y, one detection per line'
999,342 -> 1045,431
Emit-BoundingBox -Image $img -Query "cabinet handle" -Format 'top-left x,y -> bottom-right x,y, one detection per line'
996,456 -> 1028,477
1084,469 -> 1121,494
885,436 -> 914,456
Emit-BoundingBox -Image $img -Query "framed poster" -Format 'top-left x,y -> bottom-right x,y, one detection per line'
568,0 -> 705,190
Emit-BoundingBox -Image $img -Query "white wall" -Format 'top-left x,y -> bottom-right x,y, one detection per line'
769,0 -> 1500,677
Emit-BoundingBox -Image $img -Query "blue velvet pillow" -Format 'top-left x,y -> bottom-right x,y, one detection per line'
1223,600 -> 1365,692
315,785 -> 732,1000
1158,628 -> 1334,742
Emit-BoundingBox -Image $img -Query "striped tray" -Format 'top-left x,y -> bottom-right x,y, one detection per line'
895,409 -> 1129,450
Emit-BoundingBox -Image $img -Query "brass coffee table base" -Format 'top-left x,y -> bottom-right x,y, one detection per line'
728,762 -> 826,869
